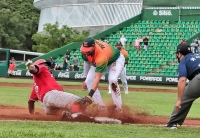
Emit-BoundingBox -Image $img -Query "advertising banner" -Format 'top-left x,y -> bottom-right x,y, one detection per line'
11,69 -> 182,85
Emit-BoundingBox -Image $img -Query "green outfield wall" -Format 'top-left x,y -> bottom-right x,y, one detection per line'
9,69 -> 183,85
181,9 -> 200,21
143,0 -> 200,7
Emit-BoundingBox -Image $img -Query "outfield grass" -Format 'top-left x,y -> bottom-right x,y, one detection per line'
1,78 -> 200,137
0,121 -> 200,138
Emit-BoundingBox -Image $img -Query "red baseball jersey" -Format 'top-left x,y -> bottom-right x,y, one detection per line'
29,65 -> 63,102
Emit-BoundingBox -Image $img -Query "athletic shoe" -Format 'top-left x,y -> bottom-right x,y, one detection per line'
164,124 -> 177,129
125,91 -> 129,94
62,111 -> 72,119
108,91 -> 111,94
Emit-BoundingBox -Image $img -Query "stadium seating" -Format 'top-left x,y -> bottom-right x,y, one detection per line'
54,20 -> 200,76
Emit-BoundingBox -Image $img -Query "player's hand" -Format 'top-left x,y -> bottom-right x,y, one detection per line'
82,81 -> 88,90
25,60 -> 33,66
74,96 -> 92,110
175,100 -> 181,111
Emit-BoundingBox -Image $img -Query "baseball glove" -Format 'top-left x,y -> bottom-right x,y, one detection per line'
85,103 -> 98,116
74,96 -> 92,111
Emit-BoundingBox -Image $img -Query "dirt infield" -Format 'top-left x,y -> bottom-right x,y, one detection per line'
1,82 -> 200,126
1,104 -> 200,126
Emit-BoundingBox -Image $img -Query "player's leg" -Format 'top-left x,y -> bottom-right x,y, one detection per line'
166,74 -> 200,126
120,66 -> 128,94
85,66 -> 107,113
108,85 -> 111,94
42,90 -> 80,114
42,102 -> 52,115
108,53 -> 125,112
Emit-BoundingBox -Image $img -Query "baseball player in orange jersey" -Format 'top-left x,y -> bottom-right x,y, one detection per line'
26,59 -> 86,116
108,42 -> 129,94
76,37 -> 125,115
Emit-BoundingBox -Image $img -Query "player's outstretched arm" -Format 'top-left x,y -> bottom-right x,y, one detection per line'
74,72 -> 102,109
28,99 -> 35,115
88,72 -> 102,98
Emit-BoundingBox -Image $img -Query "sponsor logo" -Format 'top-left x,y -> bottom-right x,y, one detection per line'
166,77 -> 189,83
26,70 -> 33,76
140,76 -> 162,82
58,72 -> 69,78
12,70 -> 22,76
126,76 -> 136,80
166,77 -> 178,82
153,10 -> 158,16
153,10 -> 172,16
75,72 -> 84,79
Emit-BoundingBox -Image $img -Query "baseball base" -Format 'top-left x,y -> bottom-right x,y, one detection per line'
62,112 -> 122,124
93,117 -> 122,124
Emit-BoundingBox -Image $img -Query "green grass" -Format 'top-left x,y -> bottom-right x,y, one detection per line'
0,121 -> 200,138
0,78 -> 200,138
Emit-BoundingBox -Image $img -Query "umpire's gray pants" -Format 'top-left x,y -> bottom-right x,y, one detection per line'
167,74 -> 200,126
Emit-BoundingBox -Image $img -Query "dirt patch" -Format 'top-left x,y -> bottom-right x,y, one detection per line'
0,82 -> 177,93
0,104 -> 200,126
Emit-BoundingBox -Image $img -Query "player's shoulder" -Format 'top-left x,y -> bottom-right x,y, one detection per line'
121,49 -> 128,54
184,53 -> 196,60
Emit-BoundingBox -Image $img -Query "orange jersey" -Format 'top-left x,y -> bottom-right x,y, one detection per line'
120,49 -> 129,62
82,40 -> 120,72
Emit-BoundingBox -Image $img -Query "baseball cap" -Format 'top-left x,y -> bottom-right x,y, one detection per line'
176,44 -> 192,55
116,41 -> 122,46
80,37 -> 95,53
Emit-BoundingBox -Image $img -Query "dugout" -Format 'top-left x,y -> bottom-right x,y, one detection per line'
0,49 -> 10,77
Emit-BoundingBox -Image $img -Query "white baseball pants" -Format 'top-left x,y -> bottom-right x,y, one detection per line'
108,65 -> 128,93
42,90 -> 80,115
85,53 -> 125,111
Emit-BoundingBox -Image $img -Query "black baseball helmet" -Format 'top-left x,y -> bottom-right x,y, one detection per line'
176,44 -> 192,55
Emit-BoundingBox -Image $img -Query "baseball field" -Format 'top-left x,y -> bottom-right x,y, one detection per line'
1,78 -> 200,137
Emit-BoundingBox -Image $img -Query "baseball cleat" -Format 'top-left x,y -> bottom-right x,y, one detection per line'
125,91 -> 129,94
164,124 -> 177,129
62,111 -> 72,119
